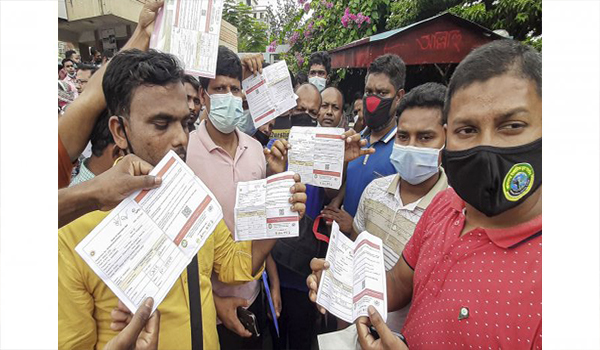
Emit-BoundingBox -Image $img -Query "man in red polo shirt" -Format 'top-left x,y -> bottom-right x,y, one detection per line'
307,39 -> 542,350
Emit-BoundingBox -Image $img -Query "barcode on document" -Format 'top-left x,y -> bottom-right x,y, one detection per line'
182,205 -> 192,218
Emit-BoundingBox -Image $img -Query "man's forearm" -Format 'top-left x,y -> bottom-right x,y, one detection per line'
265,255 -> 280,288
58,181 -> 99,228
251,239 -> 277,275
386,268 -> 413,312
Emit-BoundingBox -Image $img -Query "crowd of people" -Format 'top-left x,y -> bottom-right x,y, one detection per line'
58,1 -> 542,349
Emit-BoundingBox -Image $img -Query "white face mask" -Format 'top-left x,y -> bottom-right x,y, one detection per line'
236,109 -> 256,136
207,93 -> 244,134
390,143 -> 443,185
309,76 -> 327,92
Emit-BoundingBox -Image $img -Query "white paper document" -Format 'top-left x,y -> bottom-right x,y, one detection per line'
316,222 -> 387,323
234,171 -> 299,241
75,151 -> 223,314
288,126 -> 345,189
242,60 -> 297,128
150,0 -> 224,78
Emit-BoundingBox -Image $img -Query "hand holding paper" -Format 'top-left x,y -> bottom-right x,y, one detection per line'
316,223 -> 387,323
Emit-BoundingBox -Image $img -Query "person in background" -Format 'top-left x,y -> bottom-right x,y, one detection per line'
317,86 -> 345,128
70,110 -> 123,186
188,46 -> 290,350
59,50 -> 80,80
295,71 -> 308,89
307,51 -> 331,92
75,64 -> 98,94
90,47 -> 103,66
58,80 -> 76,115
182,74 -> 202,131
61,58 -> 79,99
322,82 -> 449,333
102,49 -> 114,65
308,39 -> 542,350
352,92 -> 365,132
253,119 -> 275,147
327,54 -> 406,219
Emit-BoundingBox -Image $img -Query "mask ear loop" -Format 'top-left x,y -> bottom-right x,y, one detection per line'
118,116 -> 135,155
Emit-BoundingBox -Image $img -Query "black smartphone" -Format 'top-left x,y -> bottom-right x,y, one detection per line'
236,306 -> 260,337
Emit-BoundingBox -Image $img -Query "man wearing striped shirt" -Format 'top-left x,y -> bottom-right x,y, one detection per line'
326,83 -> 448,332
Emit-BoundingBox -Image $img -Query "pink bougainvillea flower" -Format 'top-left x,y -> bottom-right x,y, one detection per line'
304,2 -> 310,12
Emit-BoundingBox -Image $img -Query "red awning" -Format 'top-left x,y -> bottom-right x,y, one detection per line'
329,13 -> 506,69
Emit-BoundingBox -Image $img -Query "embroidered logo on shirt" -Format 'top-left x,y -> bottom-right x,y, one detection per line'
503,163 -> 534,201
458,306 -> 469,320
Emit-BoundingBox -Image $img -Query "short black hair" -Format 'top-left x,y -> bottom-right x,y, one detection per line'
366,54 -> 406,91
103,49 -> 184,117
90,109 -> 115,157
443,39 -> 542,124
296,71 -> 308,85
352,91 -> 363,103
62,58 -> 74,67
77,63 -> 98,75
396,82 -> 446,124
65,50 -> 76,59
182,74 -> 200,91
199,45 -> 242,90
308,52 -> 331,74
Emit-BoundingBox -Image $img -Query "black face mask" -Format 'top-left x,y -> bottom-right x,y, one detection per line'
290,112 -> 318,127
254,130 -> 270,146
363,95 -> 395,131
442,138 -> 542,217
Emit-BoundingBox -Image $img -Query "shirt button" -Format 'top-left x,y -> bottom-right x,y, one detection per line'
459,307 -> 469,320
454,220 -> 460,226
444,254 -> 450,261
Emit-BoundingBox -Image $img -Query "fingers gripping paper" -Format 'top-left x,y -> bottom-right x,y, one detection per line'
242,60 -> 297,129
151,0 -> 224,78
288,126 -> 345,189
75,151 -> 223,314
234,171 -> 299,241
316,222 -> 387,323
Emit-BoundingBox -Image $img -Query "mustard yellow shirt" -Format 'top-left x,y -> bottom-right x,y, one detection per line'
58,210 -> 263,350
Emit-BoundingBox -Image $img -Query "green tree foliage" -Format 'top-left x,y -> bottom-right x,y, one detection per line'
223,0 -> 270,52
387,0 -> 542,50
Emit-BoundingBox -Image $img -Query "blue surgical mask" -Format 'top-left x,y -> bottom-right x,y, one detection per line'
390,143 -> 442,185
208,93 -> 244,134
236,109 -> 256,136
309,76 -> 326,92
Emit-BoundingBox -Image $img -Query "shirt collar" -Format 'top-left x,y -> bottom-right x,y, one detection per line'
196,119 -> 247,153
386,168 -> 449,210
447,188 -> 543,248
417,167 -> 448,210
360,126 -> 397,144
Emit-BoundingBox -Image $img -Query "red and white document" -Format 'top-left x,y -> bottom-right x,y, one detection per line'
316,222 -> 387,323
234,171 -> 299,241
75,151 -> 222,314
150,0 -> 224,78
242,60 -> 297,128
288,126 -> 345,189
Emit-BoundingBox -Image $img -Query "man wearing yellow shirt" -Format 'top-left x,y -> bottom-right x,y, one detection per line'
58,47 -> 308,350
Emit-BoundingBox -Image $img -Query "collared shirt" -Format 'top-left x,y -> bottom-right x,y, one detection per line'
401,188 -> 542,350
354,169 -> 448,271
58,211 -> 263,350
343,126 -> 397,216
353,169 -> 448,333
186,120 -> 266,305
70,158 -> 95,186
